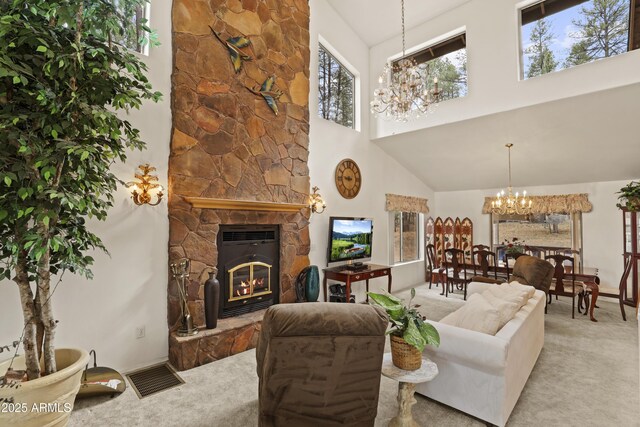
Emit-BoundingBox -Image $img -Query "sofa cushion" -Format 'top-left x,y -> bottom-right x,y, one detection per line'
507,280 -> 535,299
440,293 -> 501,335
486,284 -> 530,309
481,290 -> 520,330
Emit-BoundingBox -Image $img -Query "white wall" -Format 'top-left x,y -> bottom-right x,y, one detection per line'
0,0 -> 172,373
370,0 -> 640,139
434,179 -> 638,288
309,0 -> 435,301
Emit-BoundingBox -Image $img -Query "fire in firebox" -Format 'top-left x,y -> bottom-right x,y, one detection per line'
235,277 -> 266,297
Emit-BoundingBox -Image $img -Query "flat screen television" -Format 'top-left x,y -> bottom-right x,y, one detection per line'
327,217 -> 373,264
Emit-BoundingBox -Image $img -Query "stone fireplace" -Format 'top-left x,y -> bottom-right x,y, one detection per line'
168,0 -> 311,370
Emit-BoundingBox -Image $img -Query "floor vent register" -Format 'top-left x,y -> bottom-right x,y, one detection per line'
126,363 -> 185,399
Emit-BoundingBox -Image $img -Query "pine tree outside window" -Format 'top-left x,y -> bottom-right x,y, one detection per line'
520,0 -> 635,79
318,44 -> 356,129
393,212 -> 420,264
392,33 -> 468,104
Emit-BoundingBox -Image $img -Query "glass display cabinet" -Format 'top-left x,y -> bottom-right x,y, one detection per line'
622,209 -> 640,309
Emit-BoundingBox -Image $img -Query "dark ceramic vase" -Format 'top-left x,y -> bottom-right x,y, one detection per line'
305,266 -> 320,302
204,268 -> 220,329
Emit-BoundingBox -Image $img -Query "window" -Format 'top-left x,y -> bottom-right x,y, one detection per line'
394,33 -> 468,102
113,1 -> 151,54
318,44 -> 355,128
520,0 -> 637,79
393,212 -> 420,264
491,213 -> 583,263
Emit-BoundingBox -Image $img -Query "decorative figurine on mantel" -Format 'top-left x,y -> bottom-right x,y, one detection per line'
170,258 -> 198,337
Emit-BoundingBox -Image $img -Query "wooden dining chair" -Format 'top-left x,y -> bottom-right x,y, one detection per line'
472,244 -> 490,252
425,244 -> 445,290
471,244 -> 490,263
524,245 -> 546,259
554,248 -> 581,272
442,248 -> 471,300
472,249 -> 499,282
545,254 -> 593,319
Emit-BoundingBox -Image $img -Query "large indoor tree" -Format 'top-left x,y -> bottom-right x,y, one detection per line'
0,0 -> 160,379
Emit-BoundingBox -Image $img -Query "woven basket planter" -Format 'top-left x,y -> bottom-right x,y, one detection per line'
390,335 -> 422,371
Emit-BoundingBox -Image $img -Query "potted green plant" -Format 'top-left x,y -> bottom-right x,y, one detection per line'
367,289 -> 440,371
502,237 -> 525,266
616,181 -> 640,211
0,1 -> 159,424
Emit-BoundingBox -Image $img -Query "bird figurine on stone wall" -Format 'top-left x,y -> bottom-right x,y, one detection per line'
209,26 -> 252,73
246,76 -> 283,116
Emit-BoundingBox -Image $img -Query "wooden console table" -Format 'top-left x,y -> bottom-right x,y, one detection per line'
322,264 -> 392,303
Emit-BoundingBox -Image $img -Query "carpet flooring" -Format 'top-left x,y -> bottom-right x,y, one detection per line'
70,284 -> 639,427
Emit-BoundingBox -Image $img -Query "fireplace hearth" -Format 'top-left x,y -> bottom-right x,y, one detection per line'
217,225 -> 280,318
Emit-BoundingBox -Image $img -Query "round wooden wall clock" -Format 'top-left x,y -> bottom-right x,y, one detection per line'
335,158 -> 362,199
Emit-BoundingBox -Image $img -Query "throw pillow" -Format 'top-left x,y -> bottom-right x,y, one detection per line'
439,309 -> 460,325
508,280 -> 536,299
440,293 -> 501,335
482,290 -> 520,330
487,284 -> 530,309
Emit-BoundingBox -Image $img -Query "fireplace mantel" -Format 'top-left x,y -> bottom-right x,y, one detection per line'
185,197 -> 308,213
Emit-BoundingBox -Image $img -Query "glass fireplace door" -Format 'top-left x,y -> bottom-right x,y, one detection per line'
228,261 -> 272,301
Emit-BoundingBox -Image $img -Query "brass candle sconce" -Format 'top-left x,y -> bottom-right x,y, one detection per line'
125,164 -> 164,206
309,186 -> 326,214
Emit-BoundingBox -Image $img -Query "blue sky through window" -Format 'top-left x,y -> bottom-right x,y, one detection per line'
334,219 -> 372,235
521,0 -> 630,77
522,5 -> 579,72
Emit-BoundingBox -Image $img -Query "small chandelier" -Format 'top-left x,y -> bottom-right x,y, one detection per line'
491,144 -> 532,215
370,0 -> 441,122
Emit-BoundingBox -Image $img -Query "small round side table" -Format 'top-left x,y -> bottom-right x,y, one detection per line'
381,353 -> 438,427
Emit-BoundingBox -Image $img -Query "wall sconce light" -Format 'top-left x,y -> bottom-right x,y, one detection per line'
310,186 -> 326,214
125,164 -> 164,206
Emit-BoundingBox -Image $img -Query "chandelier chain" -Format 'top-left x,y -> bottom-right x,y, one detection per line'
490,143 -> 532,216
401,0 -> 406,56
370,0 -> 440,122
507,143 -> 512,188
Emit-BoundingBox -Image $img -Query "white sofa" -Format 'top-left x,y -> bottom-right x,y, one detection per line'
416,281 -> 545,427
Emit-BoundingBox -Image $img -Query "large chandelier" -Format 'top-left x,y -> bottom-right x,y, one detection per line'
370,0 -> 440,122
491,144 -> 532,215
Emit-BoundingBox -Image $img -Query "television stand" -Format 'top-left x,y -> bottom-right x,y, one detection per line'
322,264 -> 393,303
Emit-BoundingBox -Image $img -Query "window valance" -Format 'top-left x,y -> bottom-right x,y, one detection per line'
385,194 -> 430,214
482,193 -> 593,214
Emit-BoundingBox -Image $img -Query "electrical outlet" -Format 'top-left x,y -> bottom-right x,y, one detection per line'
136,326 -> 146,339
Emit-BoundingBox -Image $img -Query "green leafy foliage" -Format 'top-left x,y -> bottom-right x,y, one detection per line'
417,49 -> 467,102
525,18 -> 558,78
0,1 -> 160,292
318,44 -> 354,128
616,181 -> 640,211
571,0 -> 629,61
367,288 -> 440,352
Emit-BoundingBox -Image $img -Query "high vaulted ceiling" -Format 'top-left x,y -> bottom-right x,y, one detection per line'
326,0 -> 472,46
325,0 -> 639,192
375,83 -> 640,192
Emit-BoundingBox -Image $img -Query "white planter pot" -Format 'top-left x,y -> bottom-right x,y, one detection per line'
0,348 -> 89,427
